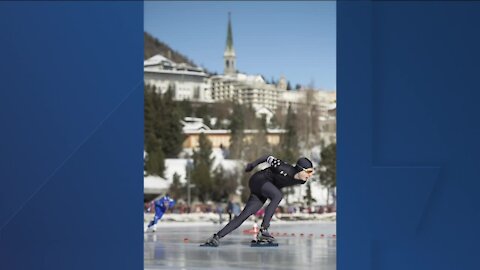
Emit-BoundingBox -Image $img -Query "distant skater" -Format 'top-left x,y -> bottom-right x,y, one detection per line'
145,194 -> 176,232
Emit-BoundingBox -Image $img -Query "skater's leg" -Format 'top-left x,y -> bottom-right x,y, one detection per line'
148,211 -> 164,228
216,194 -> 266,238
259,182 -> 283,229
148,215 -> 158,228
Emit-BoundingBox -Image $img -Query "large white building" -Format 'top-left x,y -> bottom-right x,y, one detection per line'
280,89 -> 336,114
210,73 -> 286,113
144,54 -> 212,102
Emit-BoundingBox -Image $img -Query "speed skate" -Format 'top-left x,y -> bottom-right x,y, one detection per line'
250,233 -> 279,247
250,239 -> 278,247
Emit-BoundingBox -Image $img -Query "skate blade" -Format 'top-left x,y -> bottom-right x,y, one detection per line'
250,240 -> 279,247
199,243 -> 218,247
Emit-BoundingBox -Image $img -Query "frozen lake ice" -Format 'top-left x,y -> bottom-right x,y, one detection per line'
144,221 -> 336,270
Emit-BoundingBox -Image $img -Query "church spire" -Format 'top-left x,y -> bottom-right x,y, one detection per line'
224,12 -> 236,76
226,12 -> 234,51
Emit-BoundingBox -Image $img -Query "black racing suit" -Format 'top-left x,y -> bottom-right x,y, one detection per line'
216,155 -> 306,238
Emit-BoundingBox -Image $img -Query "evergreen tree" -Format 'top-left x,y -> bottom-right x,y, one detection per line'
191,132 -> 214,202
152,88 -> 164,145
260,114 -> 268,133
144,86 -> 155,137
195,104 -> 210,118
281,105 -> 299,162
243,105 -> 257,129
279,105 -> 299,203
203,115 -> 212,128
169,172 -> 184,200
144,86 -> 157,153
240,171 -> 251,203
144,148 -> 165,177
192,104 -> 212,128
211,166 -> 225,202
244,114 -> 271,161
178,99 -> 193,117
303,181 -> 317,207
228,103 -> 245,159
213,118 -> 224,129
211,166 -> 238,202
144,83 -> 184,175
319,143 -> 336,206
269,110 -> 282,129
190,162 -> 211,202
144,85 -> 165,177
319,143 -> 336,188
225,170 -> 240,199
185,159 -> 194,206
287,81 -> 292,90
160,86 -> 185,157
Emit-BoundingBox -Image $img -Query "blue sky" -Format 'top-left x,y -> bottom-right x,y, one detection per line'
145,1 -> 336,90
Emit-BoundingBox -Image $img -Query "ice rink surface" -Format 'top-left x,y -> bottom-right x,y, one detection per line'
144,221 -> 336,270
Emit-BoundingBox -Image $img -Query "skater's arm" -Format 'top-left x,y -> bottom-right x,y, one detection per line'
168,199 -> 176,209
293,178 -> 308,184
245,154 -> 272,172
292,169 -> 312,184
146,201 -> 155,212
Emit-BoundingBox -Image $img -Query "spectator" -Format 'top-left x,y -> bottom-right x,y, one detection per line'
227,200 -> 234,221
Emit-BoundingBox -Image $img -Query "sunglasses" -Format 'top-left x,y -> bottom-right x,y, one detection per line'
298,165 -> 314,174
304,169 -> 314,174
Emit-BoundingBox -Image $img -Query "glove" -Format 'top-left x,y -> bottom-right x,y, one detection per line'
245,163 -> 255,172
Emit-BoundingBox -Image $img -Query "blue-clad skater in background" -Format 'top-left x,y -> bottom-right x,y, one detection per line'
145,194 -> 176,232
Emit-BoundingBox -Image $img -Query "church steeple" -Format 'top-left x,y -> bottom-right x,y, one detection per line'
226,12 -> 234,51
224,12 -> 236,76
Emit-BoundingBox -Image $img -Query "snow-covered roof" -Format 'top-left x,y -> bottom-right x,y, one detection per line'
255,107 -> 274,116
235,73 -> 265,84
144,54 -> 207,77
212,73 -> 272,87
181,117 -> 211,132
182,129 -> 287,135
144,175 -> 169,194
184,117 -> 203,122
144,54 -> 175,66
183,129 -> 229,134
144,67 -> 208,77
182,122 -> 211,132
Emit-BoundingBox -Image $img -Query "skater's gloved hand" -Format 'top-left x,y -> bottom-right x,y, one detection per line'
245,163 -> 255,172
